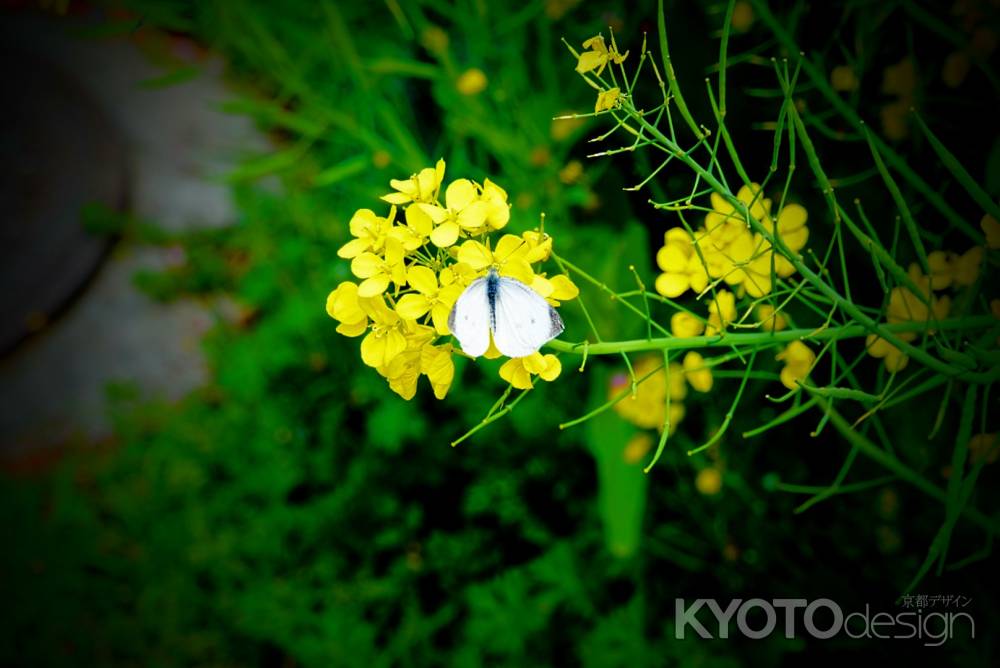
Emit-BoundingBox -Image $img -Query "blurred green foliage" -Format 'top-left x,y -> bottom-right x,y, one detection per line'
2,0 -> 999,665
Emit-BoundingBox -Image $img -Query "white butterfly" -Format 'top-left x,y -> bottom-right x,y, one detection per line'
448,267 -> 564,358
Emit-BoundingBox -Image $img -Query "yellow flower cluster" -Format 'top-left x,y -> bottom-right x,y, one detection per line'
609,352 -> 716,432
865,247 -> 985,372
667,289 -> 739,339
575,34 -> 628,113
655,184 -> 809,300
776,341 -> 816,390
327,160 -> 579,400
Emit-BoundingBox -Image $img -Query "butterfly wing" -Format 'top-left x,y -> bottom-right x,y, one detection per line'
491,276 -> 564,358
448,277 -> 491,357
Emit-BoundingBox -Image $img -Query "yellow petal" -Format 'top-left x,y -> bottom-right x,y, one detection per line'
494,234 -> 528,261
538,354 -> 562,381
430,221 -> 460,248
383,329 -> 408,365
530,275 -> 555,298
337,237 -> 370,259
501,259 -> 535,285
421,344 -> 455,399
457,200 -> 490,229
336,319 -> 368,337
683,351 -> 713,393
575,49 -> 607,74
381,192 -> 412,205
445,179 -> 477,211
430,302 -> 453,335
350,253 -> 382,279
395,293 -> 431,320
458,240 -> 493,269
326,281 -> 366,324
416,202 -> 449,225
655,272 -> 689,298
360,332 -> 387,367
499,358 -> 533,389
656,243 -> 688,271
548,274 -> 579,301
407,265 -> 438,295
405,204 -> 434,237
777,203 -> 807,231
416,166 -> 439,200
670,311 -> 705,338
358,274 -> 391,298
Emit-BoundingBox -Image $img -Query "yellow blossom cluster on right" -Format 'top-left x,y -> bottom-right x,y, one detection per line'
865,240 -> 988,372
655,184 -> 809,300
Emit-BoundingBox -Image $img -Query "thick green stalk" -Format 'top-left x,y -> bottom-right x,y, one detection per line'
548,315 -> 996,362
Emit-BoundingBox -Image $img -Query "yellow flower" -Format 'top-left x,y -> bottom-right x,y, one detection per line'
499,352 -> 562,389
359,297 -> 408,368
575,35 -> 628,76
559,160 -> 583,184
551,111 -> 585,141
421,343 -> 456,399
325,281 -> 369,337
704,184 -> 771,245
969,433 -> 999,465
776,341 -> 815,390
830,65 -> 858,92
887,276 -> 950,328
730,0 -> 754,33
706,290 -> 737,335
623,433 -> 653,465
942,51 -> 971,88
350,237 -> 407,297
865,274 -> 950,372
420,25 -> 449,56
882,58 -> 916,97
926,250 -> 954,290
337,207 -> 395,258
866,335 -> 909,372
982,213 -> 1000,249
531,273 -> 579,306
695,467 -> 723,495
417,179 -> 492,247
389,203 -> 434,251
394,265 -> 464,334
768,202 -> 809,255
755,304 -> 787,332
377,325 -> 437,400
881,100 -> 910,141
722,231 -> 775,297
380,349 -> 421,400
671,311 -> 705,338
382,159 -> 446,205
439,261 -> 478,288
594,87 -> 621,113
478,179 -> 511,232
924,247 -> 982,290
457,234 -> 534,284
456,68 -> 487,95
951,246 -> 983,286
683,351 -> 713,393
655,227 -> 710,297
522,230 -> 553,263
610,356 -> 686,431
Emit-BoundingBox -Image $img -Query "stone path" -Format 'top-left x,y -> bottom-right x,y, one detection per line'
0,12 -> 262,451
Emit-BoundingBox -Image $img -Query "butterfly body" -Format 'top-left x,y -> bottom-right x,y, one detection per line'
448,267 -> 564,358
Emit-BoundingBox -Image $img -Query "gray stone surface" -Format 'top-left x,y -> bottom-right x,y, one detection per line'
0,13 -> 262,450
